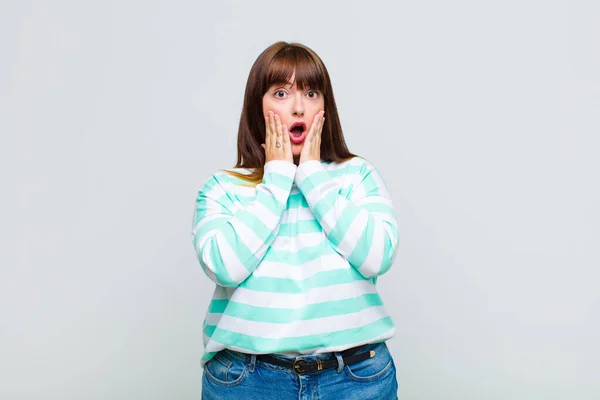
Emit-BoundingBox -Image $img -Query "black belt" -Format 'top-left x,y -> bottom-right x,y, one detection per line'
256,344 -> 375,375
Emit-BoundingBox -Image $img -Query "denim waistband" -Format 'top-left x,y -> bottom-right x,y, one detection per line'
222,341 -> 383,364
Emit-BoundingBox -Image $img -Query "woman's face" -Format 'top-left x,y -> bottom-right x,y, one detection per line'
262,71 -> 325,159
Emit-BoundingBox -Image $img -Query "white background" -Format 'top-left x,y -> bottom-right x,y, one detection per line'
1,1 -> 598,399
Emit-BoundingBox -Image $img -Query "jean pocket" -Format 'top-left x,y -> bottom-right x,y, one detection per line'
344,342 -> 395,382
204,351 -> 248,387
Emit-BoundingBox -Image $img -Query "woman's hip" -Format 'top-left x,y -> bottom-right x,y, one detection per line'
201,341 -> 398,399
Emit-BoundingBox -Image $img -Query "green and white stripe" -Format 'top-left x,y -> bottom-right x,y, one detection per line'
192,157 -> 399,368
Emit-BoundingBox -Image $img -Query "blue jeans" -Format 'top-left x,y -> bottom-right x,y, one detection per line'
201,341 -> 398,399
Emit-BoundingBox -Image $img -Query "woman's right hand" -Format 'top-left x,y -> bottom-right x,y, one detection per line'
262,111 -> 293,164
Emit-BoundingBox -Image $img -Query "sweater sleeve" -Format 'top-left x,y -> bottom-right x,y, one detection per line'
191,160 -> 297,287
294,158 -> 399,279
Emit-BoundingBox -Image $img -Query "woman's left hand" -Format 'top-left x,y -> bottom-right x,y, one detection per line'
299,110 -> 325,165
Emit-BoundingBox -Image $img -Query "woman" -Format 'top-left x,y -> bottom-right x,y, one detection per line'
192,41 -> 400,399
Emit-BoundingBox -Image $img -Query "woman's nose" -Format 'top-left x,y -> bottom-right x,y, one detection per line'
292,95 -> 304,116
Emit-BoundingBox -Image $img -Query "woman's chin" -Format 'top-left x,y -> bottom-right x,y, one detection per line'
291,144 -> 303,155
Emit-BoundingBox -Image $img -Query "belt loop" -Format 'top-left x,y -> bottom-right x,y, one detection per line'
334,351 -> 344,373
248,354 -> 256,373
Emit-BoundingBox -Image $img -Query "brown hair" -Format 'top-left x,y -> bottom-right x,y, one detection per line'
222,41 -> 358,185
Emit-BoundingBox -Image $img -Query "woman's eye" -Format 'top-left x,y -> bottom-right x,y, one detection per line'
274,89 -> 319,99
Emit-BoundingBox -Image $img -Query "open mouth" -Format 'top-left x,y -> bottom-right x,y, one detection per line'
289,121 -> 307,144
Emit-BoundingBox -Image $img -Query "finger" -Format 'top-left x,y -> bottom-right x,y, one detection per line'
282,125 -> 292,160
317,117 -> 324,147
265,114 -> 271,148
273,114 -> 282,151
282,125 -> 289,143
312,114 -> 323,149
269,111 -> 277,145
314,115 -> 321,135
304,118 -> 313,143
318,115 -> 325,137
274,114 -> 283,138
307,113 -> 319,142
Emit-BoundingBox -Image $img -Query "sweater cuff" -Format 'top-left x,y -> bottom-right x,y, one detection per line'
264,160 -> 297,181
294,160 -> 324,186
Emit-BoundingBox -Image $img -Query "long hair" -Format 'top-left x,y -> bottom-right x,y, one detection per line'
223,41 -> 358,185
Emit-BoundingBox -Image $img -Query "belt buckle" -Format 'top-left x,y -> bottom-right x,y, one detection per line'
293,359 -> 308,374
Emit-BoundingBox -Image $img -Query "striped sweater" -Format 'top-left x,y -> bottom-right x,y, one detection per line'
191,156 -> 399,368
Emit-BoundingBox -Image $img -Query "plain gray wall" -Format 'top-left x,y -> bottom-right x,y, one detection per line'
1,0 -> 598,399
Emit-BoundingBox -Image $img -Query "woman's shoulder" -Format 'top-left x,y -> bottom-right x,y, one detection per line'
211,167 -> 260,190
217,167 -> 254,179
196,167 -> 248,193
